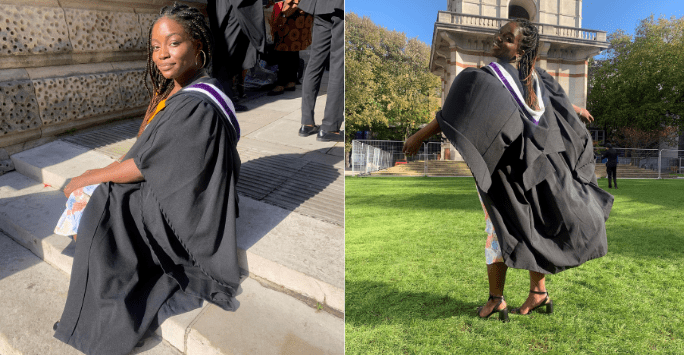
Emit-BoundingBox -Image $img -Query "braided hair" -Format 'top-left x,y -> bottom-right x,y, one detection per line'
139,2 -> 214,136
513,18 -> 540,110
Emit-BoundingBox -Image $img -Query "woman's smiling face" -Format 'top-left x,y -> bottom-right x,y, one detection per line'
151,17 -> 200,86
492,21 -> 522,62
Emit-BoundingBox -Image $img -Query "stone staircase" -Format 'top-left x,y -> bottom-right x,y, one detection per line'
593,164 -> 661,179
372,160 -> 474,176
370,159 -> 665,180
0,123 -> 343,354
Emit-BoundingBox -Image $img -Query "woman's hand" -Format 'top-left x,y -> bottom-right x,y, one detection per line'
579,108 -> 594,124
573,104 -> 594,124
282,0 -> 299,16
402,133 -> 423,156
64,174 -> 90,198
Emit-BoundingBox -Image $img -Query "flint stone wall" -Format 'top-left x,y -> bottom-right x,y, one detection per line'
0,0 -> 205,155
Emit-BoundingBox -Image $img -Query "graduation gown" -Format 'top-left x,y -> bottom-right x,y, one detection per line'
436,62 -> 613,274
54,77 -> 241,355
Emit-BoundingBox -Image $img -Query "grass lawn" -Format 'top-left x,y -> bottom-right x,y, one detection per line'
345,177 -> 684,354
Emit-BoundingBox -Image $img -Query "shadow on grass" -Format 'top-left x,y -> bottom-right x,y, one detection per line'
345,279 -> 482,327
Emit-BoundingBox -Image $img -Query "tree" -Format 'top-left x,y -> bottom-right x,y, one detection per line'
345,13 -> 441,149
587,15 -> 684,148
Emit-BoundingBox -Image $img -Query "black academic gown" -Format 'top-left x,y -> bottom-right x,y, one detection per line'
54,77 -> 241,355
436,63 -> 613,274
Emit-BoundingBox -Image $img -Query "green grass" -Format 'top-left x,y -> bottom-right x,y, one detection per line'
345,177 -> 684,354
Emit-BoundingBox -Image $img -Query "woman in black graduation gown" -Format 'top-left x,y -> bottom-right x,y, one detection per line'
53,4 -> 242,354
403,19 -> 612,321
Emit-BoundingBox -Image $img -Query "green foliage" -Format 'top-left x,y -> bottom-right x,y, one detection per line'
588,15 -> 684,146
346,177 -> 684,354
345,13 -> 442,149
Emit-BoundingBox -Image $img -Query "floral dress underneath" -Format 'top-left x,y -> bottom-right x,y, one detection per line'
54,184 -> 99,236
478,191 -> 504,265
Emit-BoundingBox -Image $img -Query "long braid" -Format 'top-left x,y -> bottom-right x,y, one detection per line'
139,2 -> 214,137
514,19 -> 540,110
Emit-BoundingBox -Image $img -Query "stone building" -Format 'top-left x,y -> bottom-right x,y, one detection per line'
0,0 -> 205,159
429,0 -> 608,160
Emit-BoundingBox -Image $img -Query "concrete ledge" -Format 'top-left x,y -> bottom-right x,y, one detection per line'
11,140 -> 116,189
0,231 -> 183,355
9,140 -> 344,313
0,170 -> 344,354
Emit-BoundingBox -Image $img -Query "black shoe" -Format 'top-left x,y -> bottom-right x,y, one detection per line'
316,129 -> 343,142
53,321 -> 59,331
511,290 -> 553,315
476,294 -> 509,322
298,125 -> 319,137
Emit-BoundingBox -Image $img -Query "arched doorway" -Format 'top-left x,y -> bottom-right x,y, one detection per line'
506,0 -> 537,22
509,5 -> 530,20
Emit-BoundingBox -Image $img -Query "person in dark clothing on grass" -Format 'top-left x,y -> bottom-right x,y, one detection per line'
403,19 -> 612,321
602,143 -> 619,189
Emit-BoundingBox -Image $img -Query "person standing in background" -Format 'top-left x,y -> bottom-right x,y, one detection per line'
290,0 -> 344,142
602,143 -> 619,189
208,0 -> 266,111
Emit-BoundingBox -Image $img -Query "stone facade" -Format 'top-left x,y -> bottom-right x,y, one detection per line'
0,0 -> 205,155
431,0 -> 607,160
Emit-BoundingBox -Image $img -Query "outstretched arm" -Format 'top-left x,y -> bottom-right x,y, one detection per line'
63,159 -> 144,197
402,118 -> 442,156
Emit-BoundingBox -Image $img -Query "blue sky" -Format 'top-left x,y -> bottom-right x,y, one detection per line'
345,0 -> 684,51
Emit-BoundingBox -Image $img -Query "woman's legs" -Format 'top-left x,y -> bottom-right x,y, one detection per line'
514,271 -> 549,314
478,262 -> 508,316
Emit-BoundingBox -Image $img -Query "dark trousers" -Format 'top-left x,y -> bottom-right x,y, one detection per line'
301,10 -> 344,132
607,165 -> 617,187
274,51 -> 299,86
210,2 -> 259,98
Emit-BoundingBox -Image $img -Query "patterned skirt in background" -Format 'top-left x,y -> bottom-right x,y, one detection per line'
271,9 -> 313,51
478,192 -> 504,265
54,184 -> 98,236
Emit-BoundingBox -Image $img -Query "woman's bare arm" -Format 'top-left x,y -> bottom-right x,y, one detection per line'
63,159 -> 144,197
402,118 -> 442,156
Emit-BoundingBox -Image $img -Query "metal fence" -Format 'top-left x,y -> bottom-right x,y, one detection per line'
350,140 -> 463,177
351,139 -> 684,179
593,148 -> 684,178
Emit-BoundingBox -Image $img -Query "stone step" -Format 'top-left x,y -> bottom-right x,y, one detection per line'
0,231 -> 343,355
8,140 -> 343,314
1,141 -> 344,354
0,230 -> 182,355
